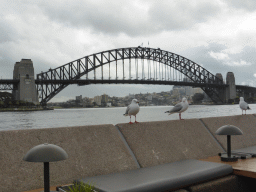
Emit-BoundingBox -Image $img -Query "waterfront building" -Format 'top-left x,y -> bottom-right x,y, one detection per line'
94,96 -> 102,106
76,95 -> 82,102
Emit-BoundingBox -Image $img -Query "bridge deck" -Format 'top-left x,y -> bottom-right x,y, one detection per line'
34,79 -> 228,88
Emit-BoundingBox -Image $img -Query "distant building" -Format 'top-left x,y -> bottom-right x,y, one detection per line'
101,94 -> 109,103
76,95 -> 82,103
128,94 -> 135,99
147,95 -> 153,101
184,86 -> 193,96
94,96 -> 102,105
173,87 -> 185,95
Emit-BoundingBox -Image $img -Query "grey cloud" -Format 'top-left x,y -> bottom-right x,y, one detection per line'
226,0 -> 256,11
0,20 -> 17,43
38,0 -> 151,36
149,1 -> 221,31
37,0 -> 222,37
180,43 -> 256,86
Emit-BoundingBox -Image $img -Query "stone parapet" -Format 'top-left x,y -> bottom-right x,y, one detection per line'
201,114 -> 256,150
0,125 -> 137,192
116,119 -> 222,168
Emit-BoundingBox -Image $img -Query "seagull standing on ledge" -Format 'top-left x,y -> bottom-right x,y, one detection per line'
124,99 -> 140,124
165,97 -> 189,120
239,97 -> 251,115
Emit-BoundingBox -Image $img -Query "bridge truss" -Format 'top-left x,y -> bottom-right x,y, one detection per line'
0,80 -> 19,90
36,47 -> 226,105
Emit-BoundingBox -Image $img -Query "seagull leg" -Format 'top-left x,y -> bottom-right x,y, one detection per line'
129,116 -> 133,124
135,115 -> 139,123
179,113 -> 184,120
245,110 -> 247,115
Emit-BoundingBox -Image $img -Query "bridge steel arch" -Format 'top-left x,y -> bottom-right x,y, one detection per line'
36,47 -> 225,105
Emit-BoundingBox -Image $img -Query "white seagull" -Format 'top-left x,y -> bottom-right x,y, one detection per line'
239,97 -> 251,115
124,99 -> 140,124
165,97 -> 189,120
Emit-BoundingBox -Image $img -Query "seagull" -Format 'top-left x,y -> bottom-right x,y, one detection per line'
165,97 -> 189,120
239,97 -> 251,115
124,99 -> 140,124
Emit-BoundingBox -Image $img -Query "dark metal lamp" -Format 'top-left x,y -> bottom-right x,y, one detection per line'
23,143 -> 68,192
215,125 -> 243,162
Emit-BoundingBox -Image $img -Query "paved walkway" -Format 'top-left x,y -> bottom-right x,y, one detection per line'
24,186 -> 58,192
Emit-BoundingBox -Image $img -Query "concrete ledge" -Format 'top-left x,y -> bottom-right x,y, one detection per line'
116,119 -> 222,168
200,115 -> 256,150
0,125 -> 138,192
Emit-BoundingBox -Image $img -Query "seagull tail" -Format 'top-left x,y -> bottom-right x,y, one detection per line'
165,111 -> 173,115
248,106 -> 251,110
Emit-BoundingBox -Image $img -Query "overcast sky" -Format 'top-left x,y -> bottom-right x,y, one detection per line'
1,0 -> 256,102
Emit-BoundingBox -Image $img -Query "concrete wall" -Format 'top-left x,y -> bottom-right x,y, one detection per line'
116,119 -> 222,168
0,125 -> 138,192
201,114 -> 256,150
1,115 -> 256,192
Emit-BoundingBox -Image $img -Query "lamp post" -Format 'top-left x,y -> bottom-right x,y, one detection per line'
23,143 -> 68,192
215,125 -> 243,162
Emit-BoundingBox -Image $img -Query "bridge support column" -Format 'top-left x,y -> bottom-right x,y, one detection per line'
215,73 -> 226,102
244,92 -> 250,100
12,59 -> 39,104
225,72 -> 236,103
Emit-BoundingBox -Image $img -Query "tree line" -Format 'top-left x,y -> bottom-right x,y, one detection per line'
0,92 -> 38,108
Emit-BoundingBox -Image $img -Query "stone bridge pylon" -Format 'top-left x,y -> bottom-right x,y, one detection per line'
12,59 -> 39,104
215,72 -> 236,103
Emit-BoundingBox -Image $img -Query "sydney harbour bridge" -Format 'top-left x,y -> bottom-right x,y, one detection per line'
0,46 -> 255,105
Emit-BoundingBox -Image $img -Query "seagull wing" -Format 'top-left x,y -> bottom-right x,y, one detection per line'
166,103 -> 183,114
124,105 -> 130,116
240,101 -> 248,110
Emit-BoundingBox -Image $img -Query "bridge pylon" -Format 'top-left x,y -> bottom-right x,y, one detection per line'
215,73 -> 226,102
12,59 -> 39,104
225,72 -> 236,102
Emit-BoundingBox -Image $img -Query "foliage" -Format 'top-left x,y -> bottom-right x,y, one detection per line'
227,99 -> 234,104
247,97 -> 254,103
234,97 -> 240,103
0,92 -> 37,108
68,182 -> 98,192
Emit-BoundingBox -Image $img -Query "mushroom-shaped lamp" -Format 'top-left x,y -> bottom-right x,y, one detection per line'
216,125 -> 243,162
23,143 -> 68,192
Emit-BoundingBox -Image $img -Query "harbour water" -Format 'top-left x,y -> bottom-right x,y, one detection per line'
0,104 -> 256,131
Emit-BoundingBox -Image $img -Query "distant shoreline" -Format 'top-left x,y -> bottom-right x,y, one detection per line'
0,107 -> 53,112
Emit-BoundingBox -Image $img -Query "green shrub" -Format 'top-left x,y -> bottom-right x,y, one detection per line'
68,182 -> 97,192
